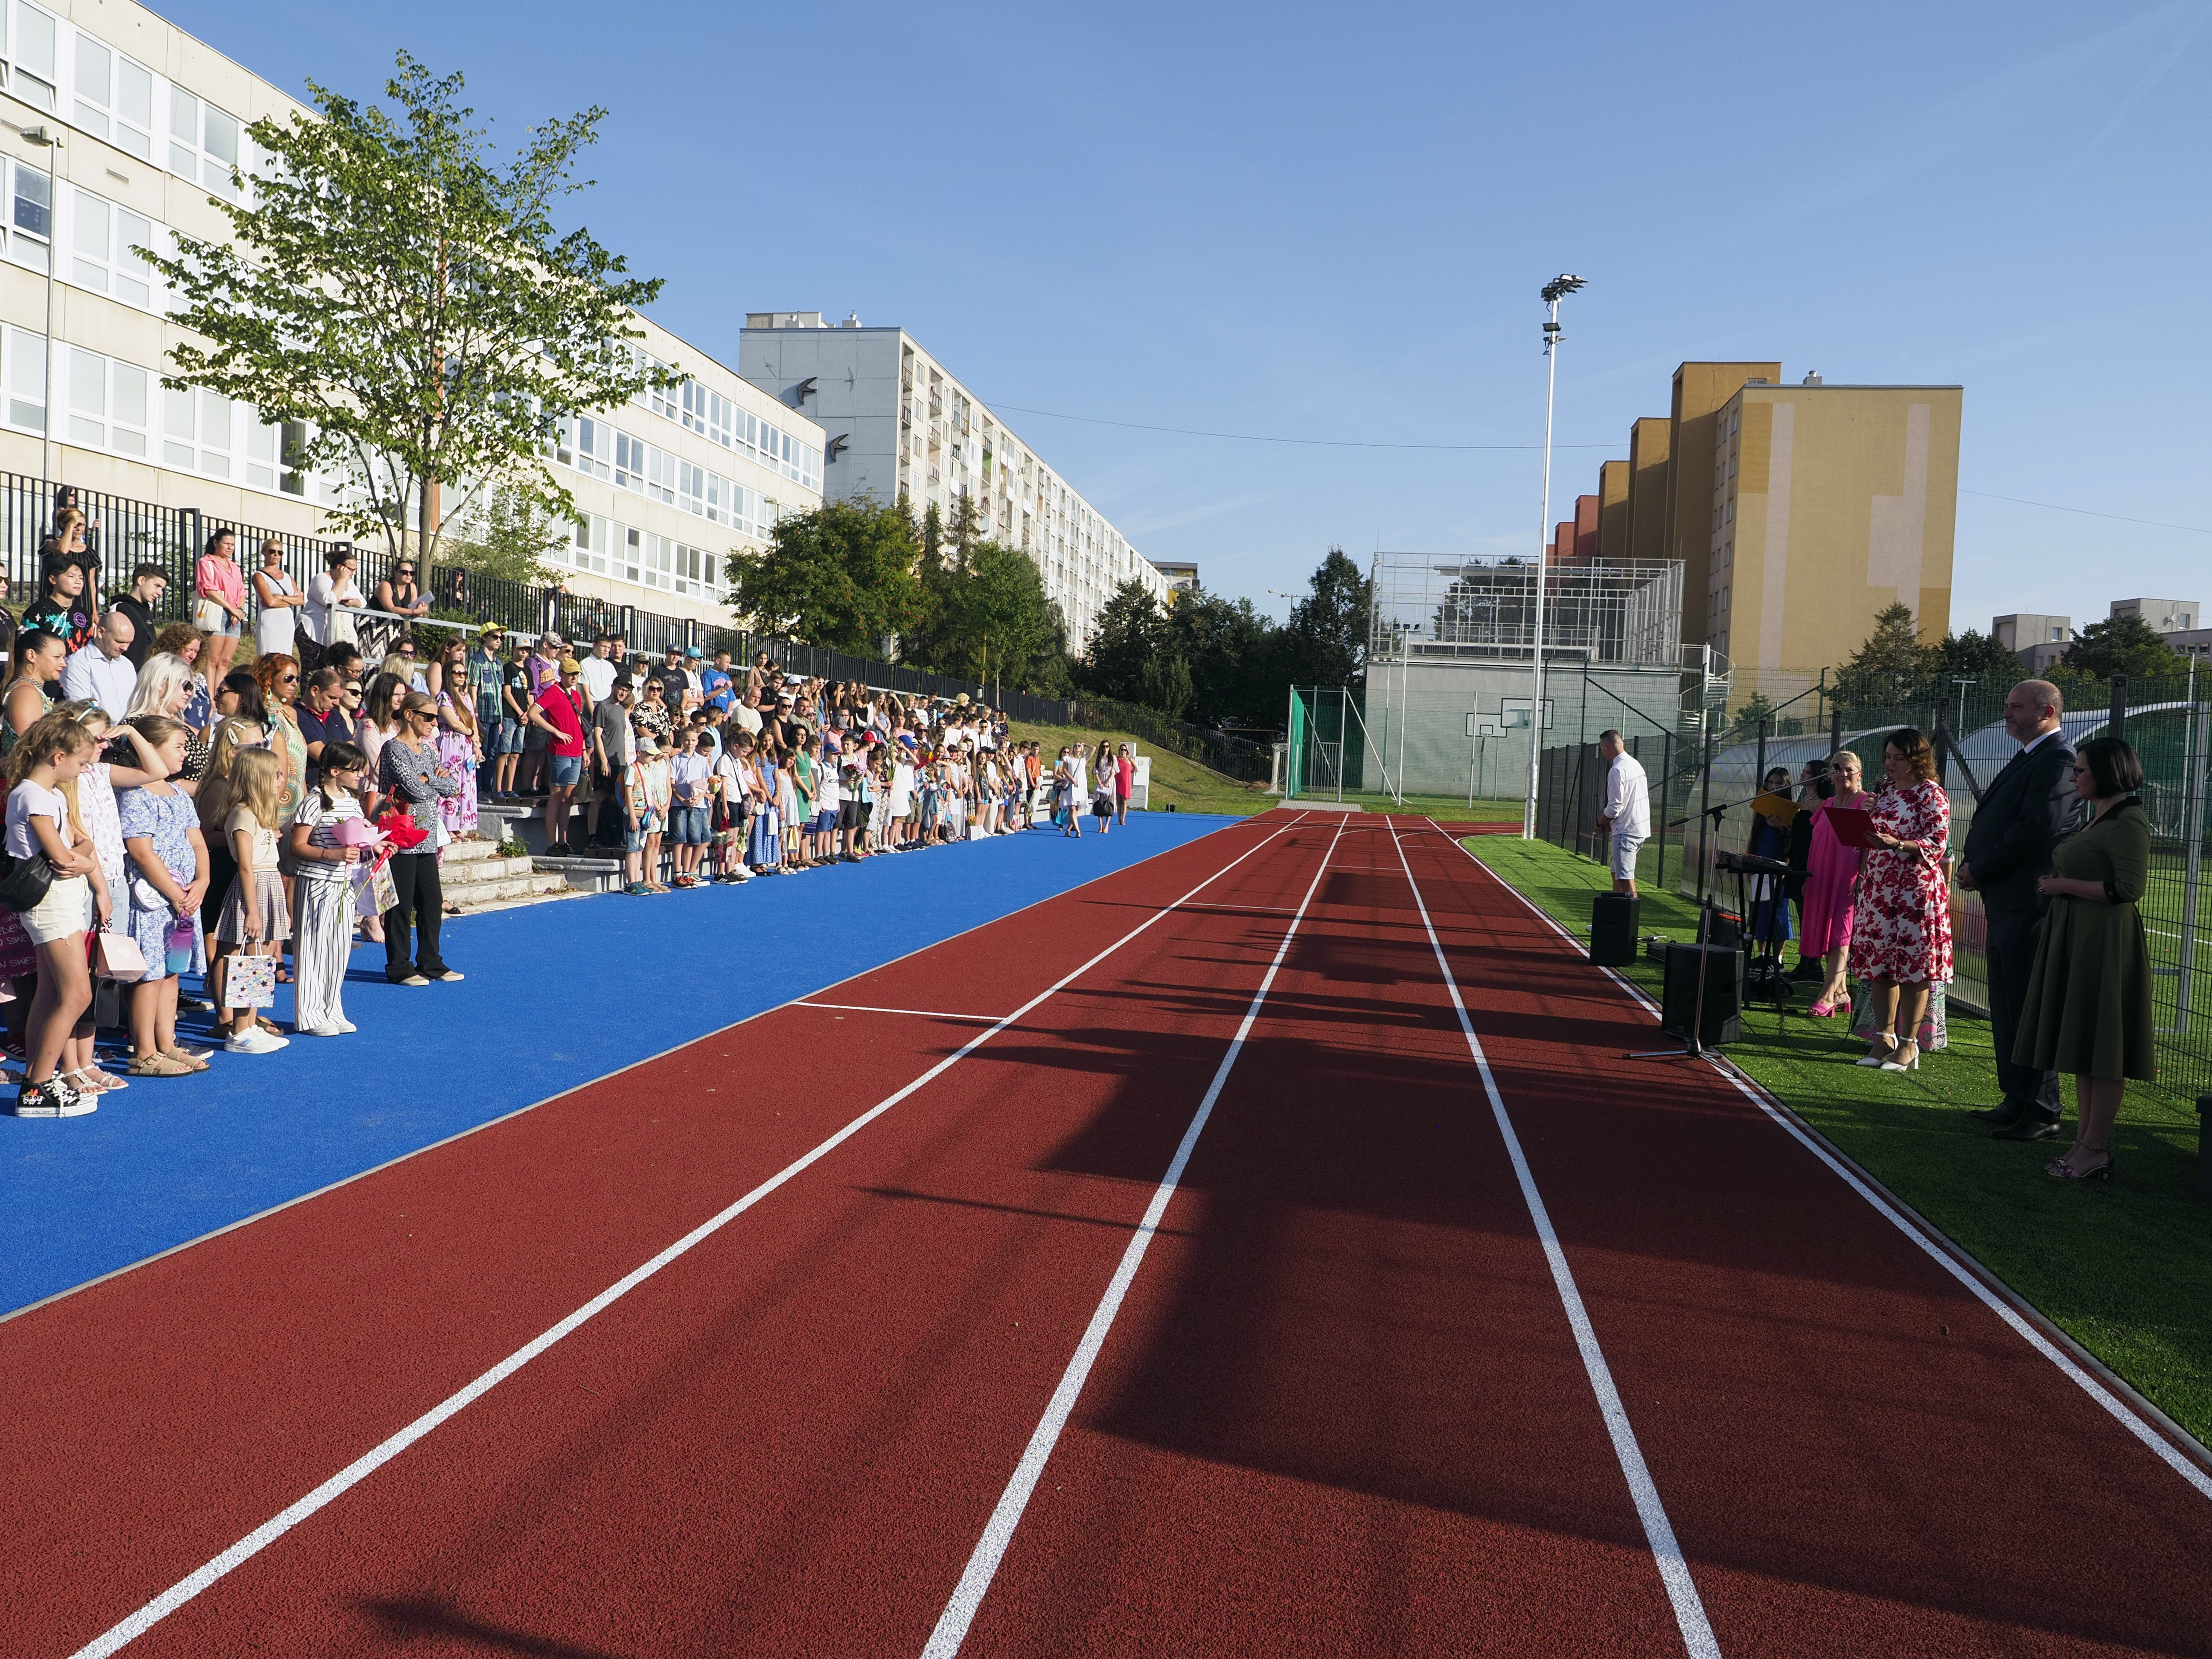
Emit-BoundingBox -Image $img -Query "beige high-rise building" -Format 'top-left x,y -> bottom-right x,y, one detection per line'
1595,459 -> 1630,559
1706,376 -> 1963,671
1625,416 -> 1671,565
1665,362 -> 1780,646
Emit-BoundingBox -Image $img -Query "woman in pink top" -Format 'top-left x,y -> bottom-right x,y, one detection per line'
1114,743 -> 1135,826
193,527 -> 247,691
1803,749 -> 1870,1016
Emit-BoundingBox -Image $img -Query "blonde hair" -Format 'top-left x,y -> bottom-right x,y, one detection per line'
228,745 -> 284,832
198,716 -> 269,830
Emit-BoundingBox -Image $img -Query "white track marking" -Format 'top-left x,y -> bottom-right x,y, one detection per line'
1423,821 -> 2212,1503
795,1003 -> 1007,1023
1387,823 -> 1722,1659
920,818 -> 1349,1659
63,816 -> 1324,1659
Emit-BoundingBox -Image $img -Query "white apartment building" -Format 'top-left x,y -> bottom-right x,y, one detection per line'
0,0 -> 820,626
737,313 -> 1164,647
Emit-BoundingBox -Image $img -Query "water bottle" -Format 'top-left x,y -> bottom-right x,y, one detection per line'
165,917 -> 195,977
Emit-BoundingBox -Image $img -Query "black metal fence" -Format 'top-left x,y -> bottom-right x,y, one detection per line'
1534,732 -> 1675,893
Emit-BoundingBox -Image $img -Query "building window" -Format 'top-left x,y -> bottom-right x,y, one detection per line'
69,189 -> 158,309
7,157 -> 51,274
3,325 -> 44,431
554,413 -> 611,479
163,383 -> 236,477
7,2 -> 58,113
168,86 -> 243,201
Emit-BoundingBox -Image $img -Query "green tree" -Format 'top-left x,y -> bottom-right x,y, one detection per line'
1842,602 -> 1932,681
1930,627 -> 2032,686
1279,546 -> 1370,690
1083,578 -> 1174,705
440,489 -> 565,585
1167,584 -> 1279,727
728,495 -> 923,653
1140,653 -> 1195,721
147,53 -> 677,568
2059,612 -> 2189,680
922,540 -> 1060,689
1729,691 -> 1778,739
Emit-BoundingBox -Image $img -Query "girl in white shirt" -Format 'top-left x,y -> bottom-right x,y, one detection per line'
288,742 -> 367,1037
6,711 -> 107,1117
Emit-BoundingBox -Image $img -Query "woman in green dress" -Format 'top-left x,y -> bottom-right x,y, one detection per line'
2014,736 -> 2154,1180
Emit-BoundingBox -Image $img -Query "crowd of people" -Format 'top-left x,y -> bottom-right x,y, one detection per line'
0,520 -> 1144,1121
1662,678 -> 2155,1184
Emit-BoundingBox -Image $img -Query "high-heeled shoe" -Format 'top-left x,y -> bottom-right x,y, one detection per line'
1879,1041 -> 1921,1072
1854,1036 -> 1898,1067
2046,1146 -> 2115,1180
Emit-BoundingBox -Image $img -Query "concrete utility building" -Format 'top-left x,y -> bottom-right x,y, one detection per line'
0,0 -> 820,627
1994,614 -> 2074,674
738,315 -> 1165,646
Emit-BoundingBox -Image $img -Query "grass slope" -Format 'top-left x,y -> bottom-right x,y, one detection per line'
1007,722 -> 1275,816
1466,833 -> 2212,1450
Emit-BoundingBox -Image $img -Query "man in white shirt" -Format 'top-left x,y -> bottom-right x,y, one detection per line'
1595,729 -> 1650,896
577,636 -> 617,710
61,610 -> 137,721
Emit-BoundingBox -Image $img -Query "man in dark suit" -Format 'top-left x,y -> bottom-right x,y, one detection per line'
1958,679 -> 2077,1139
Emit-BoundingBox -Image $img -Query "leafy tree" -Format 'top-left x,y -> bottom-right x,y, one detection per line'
1930,627 -> 2032,686
728,495 -> 923,654
147,53 -> 677,566
1729,692 -> 1778,739
946,491 -> 986,558
1279,546 -> 1370,690
2059,612 -> 2189,680
1167,584 -> 1279,727
1140,652 -> 1195,721
1083,578 -> 1174,704
440,489 -> 565,585
921,540 -> 1059,689
1842,602 -> 1931,681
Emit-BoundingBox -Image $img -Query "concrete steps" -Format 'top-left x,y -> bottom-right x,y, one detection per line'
439,832 -> 582,911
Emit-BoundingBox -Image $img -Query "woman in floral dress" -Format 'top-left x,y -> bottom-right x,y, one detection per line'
1849,728 -> 1953,1072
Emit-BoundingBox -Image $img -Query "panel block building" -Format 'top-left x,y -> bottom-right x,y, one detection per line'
738,316 -> 1166,647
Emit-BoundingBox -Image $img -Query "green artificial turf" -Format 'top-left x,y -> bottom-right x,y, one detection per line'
1464,833 -> 2212,1451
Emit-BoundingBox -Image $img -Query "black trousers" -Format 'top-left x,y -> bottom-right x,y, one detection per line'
382,851 -> 448,980
1985,904 -> 2061,1117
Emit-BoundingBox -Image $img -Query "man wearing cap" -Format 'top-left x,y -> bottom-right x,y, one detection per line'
678,645 -> 708,713
527,656 -> 590,856
590,678 -> 636,848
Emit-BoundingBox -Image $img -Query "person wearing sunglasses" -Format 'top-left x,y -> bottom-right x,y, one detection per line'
377,691 -> 463,986
375,560 -> 431,626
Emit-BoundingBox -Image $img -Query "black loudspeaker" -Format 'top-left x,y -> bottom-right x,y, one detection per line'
1589,893 -> 1641,966
1659,942 -> 1742,1046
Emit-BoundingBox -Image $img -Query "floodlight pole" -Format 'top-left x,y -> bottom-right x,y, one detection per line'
1523,274 -> 1584,838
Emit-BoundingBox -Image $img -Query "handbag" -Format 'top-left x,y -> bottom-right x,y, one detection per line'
93,931 -> 149,982
226,953 -> 277,1009
0,847 -> 53,912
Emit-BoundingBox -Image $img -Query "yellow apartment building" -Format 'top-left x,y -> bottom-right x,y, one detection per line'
1705,377 -> 1962,672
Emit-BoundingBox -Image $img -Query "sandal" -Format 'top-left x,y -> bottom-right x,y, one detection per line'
130,1052 -> 197,1078
64,1067 -> 125,1094
162,1047 -> 212,1073
255,1015 -> 283,1036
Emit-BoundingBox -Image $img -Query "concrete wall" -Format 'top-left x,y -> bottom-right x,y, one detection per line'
1666,361 -> 1780,649
1597,460 -> 1630,559
1356,661 -> 1684,800
1627,416 -> 1672,565
736,327 -> 905,508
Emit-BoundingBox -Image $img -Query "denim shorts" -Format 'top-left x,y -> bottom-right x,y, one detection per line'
810,808 -> 839,835
624,825 -> 646,853
672,806 -> 710,845
495,718 -> 525,756
548,753 -> 583,788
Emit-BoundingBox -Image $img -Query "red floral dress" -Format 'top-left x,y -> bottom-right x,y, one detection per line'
1848,779 -> 1953,984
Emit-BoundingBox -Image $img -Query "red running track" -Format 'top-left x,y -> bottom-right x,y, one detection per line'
6,810 -> 2212,1657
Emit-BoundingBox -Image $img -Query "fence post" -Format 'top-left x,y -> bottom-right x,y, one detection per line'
1830,701 -> 1843,757
1697,714 -> 1714,904
1755,716 -> 1767,790
2110,675 -> 2128,742
1656,730 -> 1672,894
1933,699 -> 1951,786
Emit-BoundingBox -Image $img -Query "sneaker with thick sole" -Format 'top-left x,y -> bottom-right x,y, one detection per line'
13,1076 -> 93,1117
331,1019 -> 358,1033
297,1025 -> 347,1037
224,1027 -> 290,1054
392,973 -> 432,987
428,969 -> 466,983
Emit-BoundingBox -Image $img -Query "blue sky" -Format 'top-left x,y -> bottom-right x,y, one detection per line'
163,0 -> 2210,641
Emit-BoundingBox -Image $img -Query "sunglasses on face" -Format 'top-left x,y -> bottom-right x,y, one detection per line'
280,673 -> 299,685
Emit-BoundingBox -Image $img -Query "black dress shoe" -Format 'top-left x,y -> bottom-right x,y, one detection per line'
1969,1100 -> 2023,1124
1992,1115 -> 2064,1142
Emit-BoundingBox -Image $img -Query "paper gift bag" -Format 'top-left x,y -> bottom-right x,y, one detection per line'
226,953 -> 277,1010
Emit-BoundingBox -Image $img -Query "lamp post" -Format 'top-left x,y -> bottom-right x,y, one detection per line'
1523,273 -> 1585,839
21,125 -> 62,489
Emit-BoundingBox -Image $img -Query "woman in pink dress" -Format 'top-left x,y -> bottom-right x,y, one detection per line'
1849,728 -> 1953,1072
1802,750 -> 1869,1016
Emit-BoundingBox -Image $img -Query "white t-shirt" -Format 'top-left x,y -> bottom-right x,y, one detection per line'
6,780 -> 67,859
578,656 -> 617,704
815,765 -> 842,814
1604,751 -> 1651,839
668,751 -> 710,806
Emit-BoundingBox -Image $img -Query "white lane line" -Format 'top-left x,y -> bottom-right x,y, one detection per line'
1387,822 -> 1722,1659
920,817 -> 1349,1659
795,1003 -> 1007,1023
64,816 -> 1327,1659
1421,821 -> 2212,1505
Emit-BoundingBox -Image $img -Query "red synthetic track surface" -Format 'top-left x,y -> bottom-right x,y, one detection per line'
6,813 -> 2211,1657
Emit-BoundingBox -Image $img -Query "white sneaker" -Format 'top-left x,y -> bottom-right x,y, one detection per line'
332,1019 -> 358,1033
297,1025 -> 346,1037
224,1027 -> 290,1055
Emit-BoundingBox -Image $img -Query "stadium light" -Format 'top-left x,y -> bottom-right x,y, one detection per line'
1523,274 -> 1585,839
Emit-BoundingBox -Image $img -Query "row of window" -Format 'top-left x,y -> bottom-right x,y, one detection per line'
551,414 -> 779,541
631,358 -> 819,490
565,514 -> 721,601
3,163 -> 165,307
2,1 -> 252,199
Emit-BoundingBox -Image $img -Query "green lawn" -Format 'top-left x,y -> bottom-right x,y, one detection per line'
1008,722 -> 1277,816
1287,789 -> 1525,822
1466,834 -> 2212,1450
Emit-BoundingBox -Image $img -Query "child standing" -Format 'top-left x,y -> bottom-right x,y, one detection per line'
620,737 -> 651,896
117,715 -> 210,1077
667,729 -> 711,888
7,711 -> 107,1116
214,747 -> 291,1054
288,740 -> 366,1036
640,734 -> 672,893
